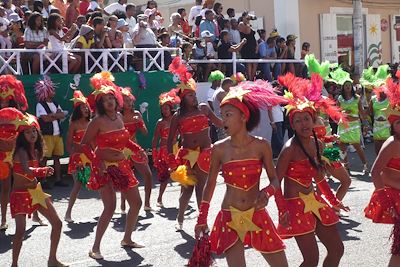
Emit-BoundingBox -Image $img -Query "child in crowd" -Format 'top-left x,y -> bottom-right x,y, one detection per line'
0,7 -> 12,52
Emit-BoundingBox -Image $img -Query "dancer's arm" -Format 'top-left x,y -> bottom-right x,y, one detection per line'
200,103 -> 223,128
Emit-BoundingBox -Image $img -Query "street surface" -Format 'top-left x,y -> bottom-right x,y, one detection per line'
0,143 -> 394,266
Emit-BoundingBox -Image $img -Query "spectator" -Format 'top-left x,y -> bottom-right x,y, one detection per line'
257,29 -> 266,44
75,14 -> 86,29
66,0 -> 79,28
200,0 -> 215,18
281,34 -> 296,74
0,7 -> 11,51
212,77 -> 233,139
125,4 -> 136,35
23,10 -> 31,27
259,36 -> 277,82
239,12 -> 259,80
188,0 -> 202,36
3,0 -> 21,19
87,0 -> 101,13
47,13 -> 81,73
193,15 -> 202,38
177,8 -> 190,36
226,7 -> 235,18
35,76 -> 67,188
118,18 -> 132,48
93,16 -> 111,48
301,41 -> 310,59
268,102 -> 285,159
147,0 -> 164,25
144,8 -> 161,33
213,2 -> 224,31
33,1 -> 44,16
108,15 -> 123,48
72,24 -> 95,48
221,19 -> 230,32
199,10 -> 218,42
49,8 -> 61,15
274,36 -> 285,77
202,30 -> 216,80
9,13 -> 24,48
300,41 -> 310,77
229,18 -> 240,44
207,70 -> 224,142
104,0 -> 127,16
158,31 -> 172,69
24,12 -> 48,74
217,30 -> 246,76
168,12 -> 182,36
40,0 -> 56,19
79,0 -> 90,15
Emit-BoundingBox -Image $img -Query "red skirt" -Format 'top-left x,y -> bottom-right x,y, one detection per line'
87,159 -> 139,192
364,187 -> 400,224
210,209 -> 285,254
176,147 -> 211,174
277,192 -> 339,238
68,153 -> 81,174
124,142 -> 147,166
10,190 -> 39,218
154,146 -> 169,183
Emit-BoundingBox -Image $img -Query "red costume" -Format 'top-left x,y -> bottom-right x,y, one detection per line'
210,159 -> 285,254
314,125 -> 342,169
68,129 -> 85,174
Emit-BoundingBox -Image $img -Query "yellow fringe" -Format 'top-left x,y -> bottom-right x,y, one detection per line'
170,165 -> 197,187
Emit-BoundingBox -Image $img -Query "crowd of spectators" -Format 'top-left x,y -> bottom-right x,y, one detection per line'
0,0 -> 309,80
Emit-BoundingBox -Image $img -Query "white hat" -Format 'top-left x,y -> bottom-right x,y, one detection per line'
144,8 -> 156,17
79,24 -> 94,36
117,18 -> 128,29
9,13 -> 22,23
201,30 -> 214,38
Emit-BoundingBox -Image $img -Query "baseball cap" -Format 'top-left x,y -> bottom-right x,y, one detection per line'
117,18 -> 128,29
9,13 -> 22,23
286,34 -> 297,41
201,30 -> 214,38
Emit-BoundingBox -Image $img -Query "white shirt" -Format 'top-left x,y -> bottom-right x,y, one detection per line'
0,17 -> 9,32
126,16 -> 137,35
188,5 -> 202,28
251,109 -> 272,141
206,42 -> 216,58
122,32 -> 133,48
41,5 -> 56,19
104,2 -> 126,15
36,102 -> 61,135
48,30 -> 65,50
87,1 -> 100,12
207,87 -> 215,103
270,105 -> 284,123
229,29 -> 241,45
212,87 -> 225,118
132,25 -> 157,46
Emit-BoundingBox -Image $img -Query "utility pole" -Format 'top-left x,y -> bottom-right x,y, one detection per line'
353,0 -> 364,76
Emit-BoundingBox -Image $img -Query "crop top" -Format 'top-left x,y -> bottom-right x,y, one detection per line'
338,95 -> 359,118
387,157 -> 400,171
286,159 -> 318,187
124,121 -> 145,138
96,128 -> 130,152
178,114 -> 209,135
221,159 -> 262,191
161,126 -> 170,139
13,160 -> 39,181
72,129 -> 85,144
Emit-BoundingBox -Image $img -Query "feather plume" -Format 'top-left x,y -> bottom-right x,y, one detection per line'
385,78 -> 400,109
305,54 -> 330,80
169,57 -> 192,84
34,76 -> 56,102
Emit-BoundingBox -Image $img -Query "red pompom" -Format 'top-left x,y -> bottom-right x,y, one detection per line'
187,234 -> 215,267
0,161 -> 10,180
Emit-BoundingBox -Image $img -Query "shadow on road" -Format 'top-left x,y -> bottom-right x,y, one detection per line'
0,224 -> 40,254
174,230 -> 196,260
338,217 -> 362,241
90,249 -> 150,266
64,221 -> 97,239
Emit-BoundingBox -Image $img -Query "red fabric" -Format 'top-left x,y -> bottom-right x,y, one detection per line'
175,147 -> 211,173
125,121 -> 145,139
387,158 -> 400,171
68,153 -> 82,174
221,98 -> 250,121
331,161 -> 343,169
277,192 -> 339,238
178,114 -> 209,134
196,201 -> 210,226
188,234 -> 214,267
0,124 -> 18,140
13,160 -> 39,181
221,159 -> 262,191
125,140 -> 147,166
87,159 -> 139,191
10,190 -> 39,218
181,19 -> 190,36
154,146 -> 169,182
97,129 -> 130,151
365,187 -> 400,224
210,209 -> 285,254
317,178 -> 341,207
72,129 -> 85,144
79,0 -> 90,15
31,167 -> 51,178
286,159 -> 318,187
313,125 -> 326,139
161,126 -> 170,139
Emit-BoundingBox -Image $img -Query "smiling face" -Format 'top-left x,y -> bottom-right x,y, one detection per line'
221,104 -> 246,136
291,111 -> 315,138
23,127 -> 38,144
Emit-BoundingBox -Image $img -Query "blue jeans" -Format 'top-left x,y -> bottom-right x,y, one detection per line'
263,63 -> 273,82
271,122 -> 284,158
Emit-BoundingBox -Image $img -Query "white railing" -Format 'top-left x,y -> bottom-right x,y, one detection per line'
0,48 -> 304,75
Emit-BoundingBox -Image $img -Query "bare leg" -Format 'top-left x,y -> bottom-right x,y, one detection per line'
53,156 -> 62,182
326,165 -> 351,201
121,186 -> 142,244
225,240 -> 246,267
65,179 -> 82,221
193,166 -> 207,209
92,183 -> 116,253
176,185 -> 194,224
11,215 -> 26,267
0,175 -> 11,227
389,255 -> 400,267
120,194 -> 126,212
38,198 -> 63,265
294,232 -> 319,267
157,181 -> 168,204
374,140 -> 384,155
134,161 -> 153,208
315,222 -> 344,267
262,251 -> 288,267
352,143 -> 367,165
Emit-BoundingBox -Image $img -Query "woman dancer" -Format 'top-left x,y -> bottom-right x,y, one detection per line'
195,80 -> 288,267
365,77 -> 400,267
167,58 -> 222,230
64,90 -> 91,222
120,87 -> 153,211
152,91 -> 180,207
329,67 -> 368,173
80,72 -> 144,259
276,73 -> 349,266
1,108 -> 66,267
0,75 -> 29,231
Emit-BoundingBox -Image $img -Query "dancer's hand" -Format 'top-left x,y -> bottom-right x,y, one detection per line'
46,167 -> 54,177
254,190 -> 270,209
194,224 -> 209,238
334,202 -> 350,212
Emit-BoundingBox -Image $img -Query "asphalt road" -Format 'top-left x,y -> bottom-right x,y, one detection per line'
0,143 -> 394,267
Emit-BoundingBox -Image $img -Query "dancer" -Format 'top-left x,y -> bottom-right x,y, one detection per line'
152,91 -> 180,207
64,90 -> 91,223
328,67 -> 368,173
194,80 -> 288,267
80,72 -> 144,259
365,76 -> 400,267
359,65 -> 391,154
0,75 -> 28,231
1,108 -> 67,267
167,57 -> 222,230
276,73 -> 349,266
120,87 -> 153,211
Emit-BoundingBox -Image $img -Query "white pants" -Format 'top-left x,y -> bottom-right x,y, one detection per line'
0,35 -> 11,49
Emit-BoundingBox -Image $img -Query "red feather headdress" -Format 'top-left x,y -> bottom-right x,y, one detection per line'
383,77 -> 400,124
0,108 -> 40,133
168,57 -> 196,99
70,90 -> 88,108
0,75 -> 28,111
88,71 -> 123,110
159,90 -> 180,107
220,80 -> 286,121
278,73 -> 347,125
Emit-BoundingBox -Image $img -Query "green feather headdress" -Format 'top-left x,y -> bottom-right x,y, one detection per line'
326,66 -> 353,86
359,65 -> 390,89
305,54 -> 331,80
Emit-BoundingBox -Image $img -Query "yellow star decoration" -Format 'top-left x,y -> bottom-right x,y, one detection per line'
299,192 -> 326,221
227,207 -> 261,242
92,86 -> 115,96
11,117 -> 29,130
122,147 -> 133,159
70,96 -> 87,105
285,98 -> 316,114
223,88 -> 251,102
160,95 -> 174,105
370,24 -> 378,35
79,153 -> 92,166
28,183 -> 51,209
3,151 -> 13,164
182,148 -> 200,168
0,88 -> 15,99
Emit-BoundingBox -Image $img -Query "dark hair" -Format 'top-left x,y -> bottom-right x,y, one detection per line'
47,13 -> 61,31
90,11 -> 102,21
92,17 -> 104,28
277,37 -> 285,44
341,81 -> 356,99
126,4 -> 136,12
221,78 -> 233,88
147,0 -> 157,8
50,8 -> 60,15
220,30 -> 229,40
205,10 -> 213,16
112,10 -> 126,19
302,42 -> 310,50
227,8 -> 235,16
177,8 -> 185,15
257,29 -> 266,35
266,37 -> 275,45
33,1 -> 43,12
222,19 -> 229,28
195,15 -> 202,26
71,103 -> 91,122
293,129 -> 322,170
213,3 -> 222,13
14,128 -> 44,160
241,99 -> 260,132
27,12 -> 44,31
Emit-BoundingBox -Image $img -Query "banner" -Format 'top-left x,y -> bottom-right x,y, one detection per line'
319,13 -> 338,63
18,71 -> 176,155
365,14 -> 382,67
